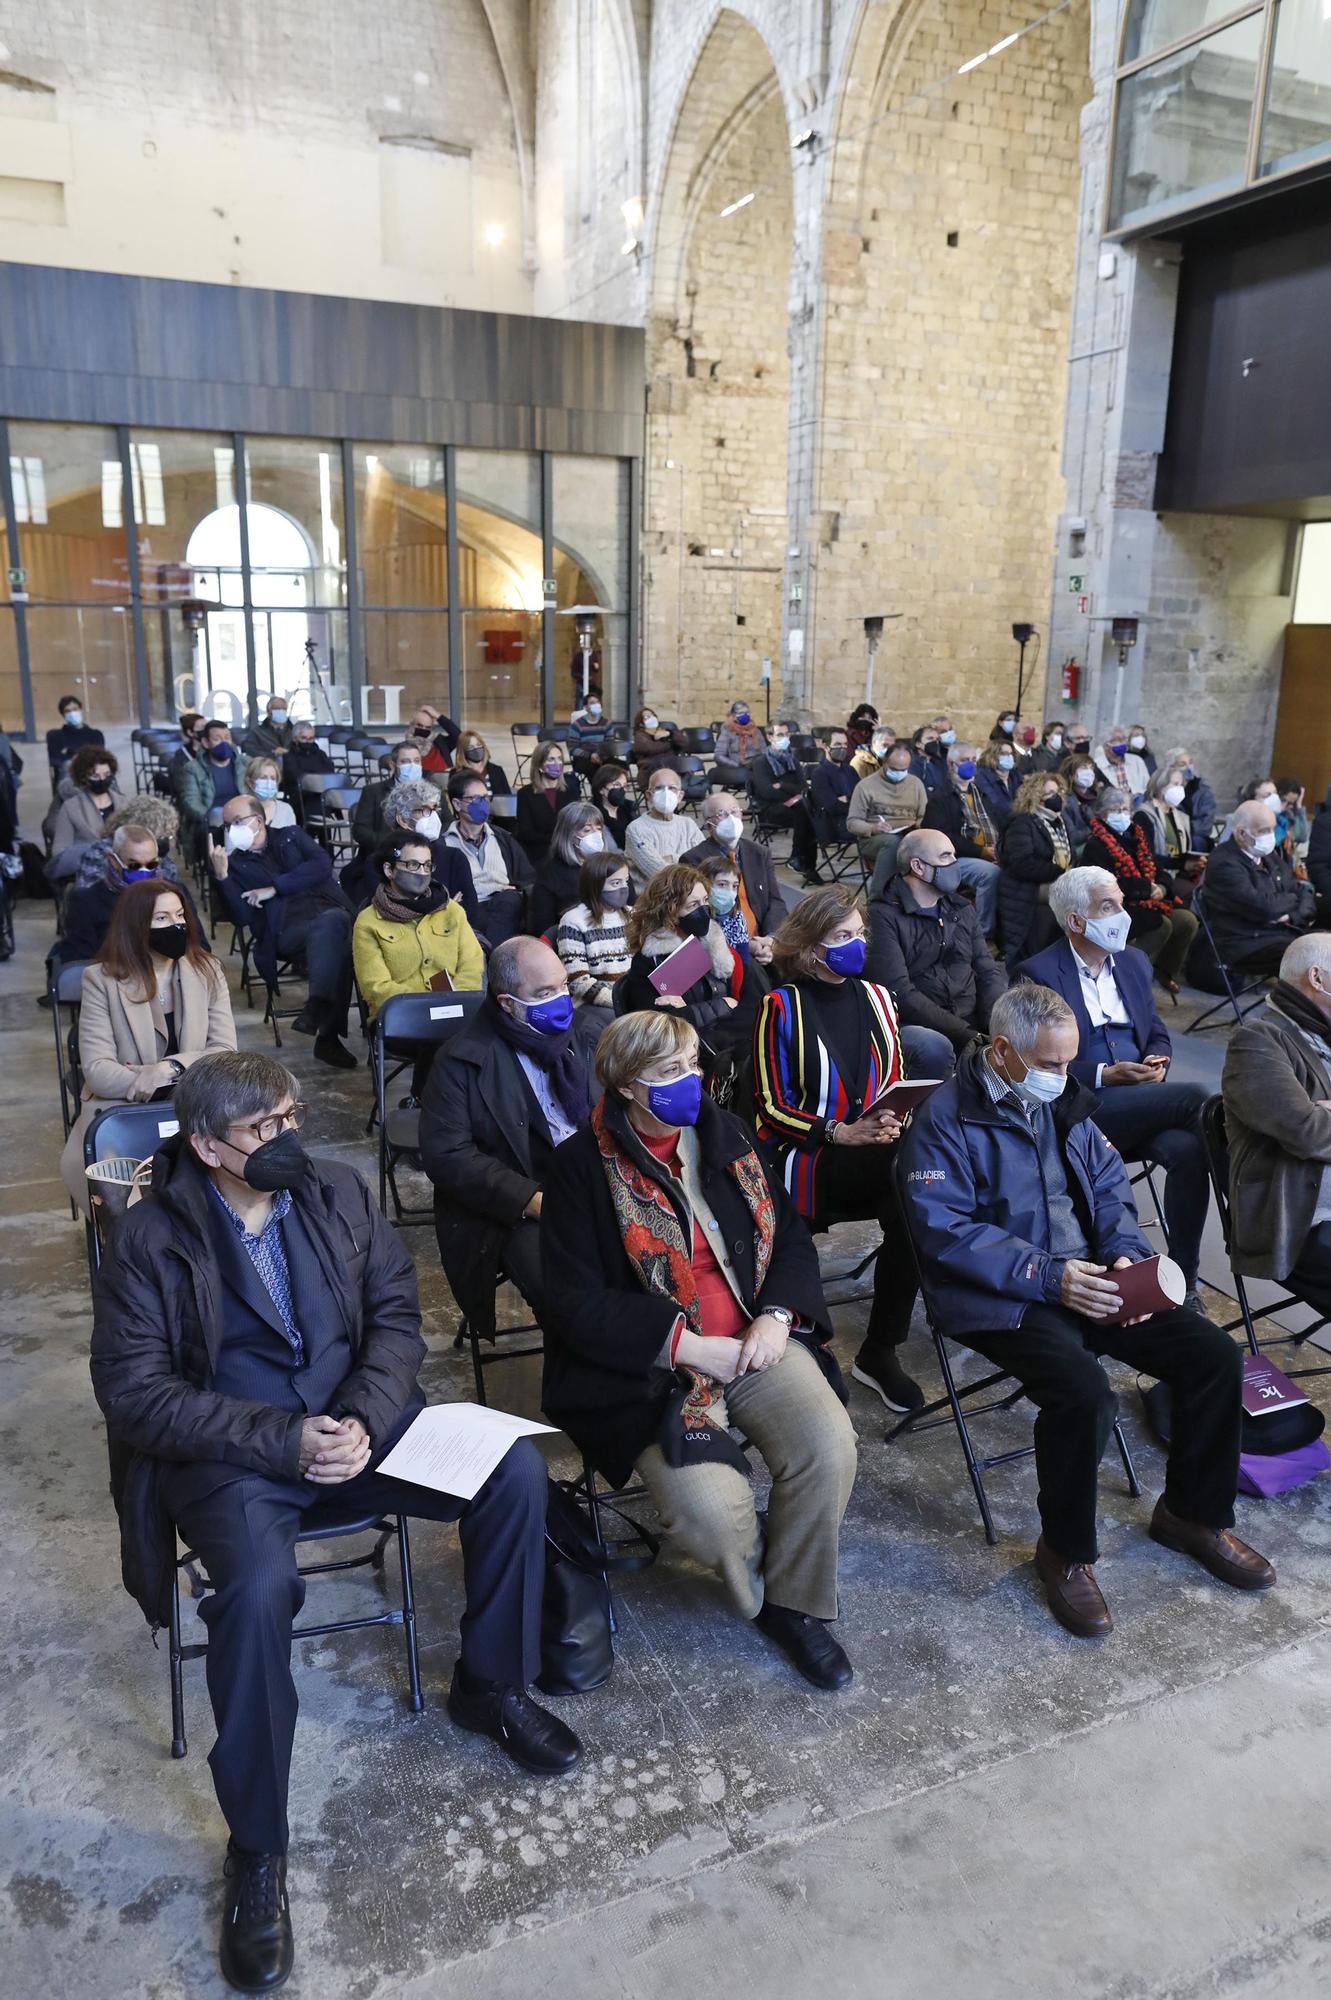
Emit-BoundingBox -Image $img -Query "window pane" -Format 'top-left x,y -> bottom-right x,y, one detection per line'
0,607 -> 20,726
1122,0 -> 1259,66
1260,0 -> 1331,173
240,438 -> 347,612
24,604 -> 137,732
455,451 -> 545,733
254,607 -> 353,722
126,430 -> 237,718
551,456 -> 630,722
459,611 -> 544,738
1110,11 -> 1265,227
354,447 -> 448,607
7,422 -> 130,603
363,609 -> 448,731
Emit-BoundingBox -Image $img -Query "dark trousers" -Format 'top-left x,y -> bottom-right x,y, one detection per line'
818,1144 -> 916,1354
1290,1221 -> 1331,1313
280,907 -> 354,1029
761,799 -> 817,872
160,1439 -> 547,1855
964,1303 -> 1242,1564
1092,1080 -> 1209,1290
475,888 -> 525,948
1229,934 -> 1292,977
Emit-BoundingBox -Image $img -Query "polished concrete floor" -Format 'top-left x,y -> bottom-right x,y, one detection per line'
4,883 -> 1331,2000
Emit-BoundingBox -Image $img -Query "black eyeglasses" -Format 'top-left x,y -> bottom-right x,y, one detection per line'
227,1104 -> 306,1145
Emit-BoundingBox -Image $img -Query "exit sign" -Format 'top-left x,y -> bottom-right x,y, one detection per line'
1067,573 -> 1084,592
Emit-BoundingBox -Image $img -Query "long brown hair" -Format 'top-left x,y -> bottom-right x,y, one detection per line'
96,879 -> 216,1002
626,862 -> 705,951
772,883 -> 865,980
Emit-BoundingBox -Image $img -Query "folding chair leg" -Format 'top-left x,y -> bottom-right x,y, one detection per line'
168,1569 -> 188,1759
581,1456 -> 618,1635
396,1515 -> 424,1713
937,1336 -> 998,1545
1112,1418 -> 1141,1497
461,1317 -> 489,1404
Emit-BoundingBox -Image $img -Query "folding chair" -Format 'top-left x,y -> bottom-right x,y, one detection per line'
49,956 -> 90,1149
319,786 -> 363,867
371,988 -> 487,1223
1198,1095 -> 1331,1380
510,722 -> 541,783
1185,888 -> 1270,1036
298,771 -> 342,836
83,1100 -> 181,1284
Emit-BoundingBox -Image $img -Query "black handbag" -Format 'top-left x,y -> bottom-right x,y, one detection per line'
535,1478 -> 658,1697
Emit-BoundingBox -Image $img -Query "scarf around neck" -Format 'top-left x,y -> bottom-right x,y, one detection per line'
492,998 -> 587,1128
372,879 -> 448,925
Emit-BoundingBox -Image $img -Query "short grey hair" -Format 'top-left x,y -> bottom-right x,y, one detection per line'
385,778 -> 443,825
1233,797 -> 1274,835
487,935 -> 552,999
550,799 -> 608,865
947,740 -> 977,764
111,821 -> 155,856
1280,932 -> 1331,984
1097,786 -> 1130,813
174,1051 -> 299,1140
990,982 -> 1075,1053
1049,865 -> 1118,931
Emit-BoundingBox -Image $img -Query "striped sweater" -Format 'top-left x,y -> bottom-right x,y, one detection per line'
555,901 -> 632,1006
753,976 -> 902,1218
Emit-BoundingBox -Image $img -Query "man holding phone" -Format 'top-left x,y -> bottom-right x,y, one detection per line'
1016,866 -> 1209,1306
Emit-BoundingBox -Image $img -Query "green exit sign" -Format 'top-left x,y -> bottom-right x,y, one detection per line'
6,567 -> 25,588
1067,573 -> 1084,592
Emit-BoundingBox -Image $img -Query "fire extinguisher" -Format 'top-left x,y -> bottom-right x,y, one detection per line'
1060,657 -> 1080,704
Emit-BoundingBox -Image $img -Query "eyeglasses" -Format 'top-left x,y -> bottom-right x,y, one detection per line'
228,1103 -> 306,1145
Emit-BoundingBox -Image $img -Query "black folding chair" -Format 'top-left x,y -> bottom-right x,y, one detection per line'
1198,1095 -> 1331,1380
297,771 -> 343,836
50,956 -> 90,1145
510,723 -> 541,784
83,1100 -> 182,1284
1185,888 -> 1271,1036
371,988 -> 487,1222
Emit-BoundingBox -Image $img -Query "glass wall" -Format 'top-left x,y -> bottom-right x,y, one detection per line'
355,446 -> 448,731
551,455 -> 630,723
131,429 -> 237,719
241,438 -> 349,720
455,450 -> 545,732
1260,0 -> 1331,174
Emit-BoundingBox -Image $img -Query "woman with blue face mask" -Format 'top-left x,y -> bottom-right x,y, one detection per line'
539,1008 -> 858,1692
1081,786 -> 1199,995
974,739 -> 1021,832
243,755 -> 297,830
754,885 -> 927,1414
995,770 -> 1072,969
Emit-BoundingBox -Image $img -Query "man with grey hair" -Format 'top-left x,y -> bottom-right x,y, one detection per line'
1202,795 -> 1315,976
901,981 -> 1271,1639
1223,930 -> 1331,1310
750,715 -> 820,884
92,1049 -> 578,1992
682,789 -> 782,958
442,768 -> 531,944
1018,864 -> 1209,1302
866,826 -> 1005,1053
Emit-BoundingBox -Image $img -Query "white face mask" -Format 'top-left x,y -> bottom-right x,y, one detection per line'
642,713 -> 659,732
771,735 -> 791,754
576,830 -> 604,856
270,708 -> 288,724
1105,811 -> 1132,834
1162,783 -> 1186,808
715,813 -> 743,846
1076,766 -> 1094,788
652,788 -> 679,816
1250,829 -> 1277,857
64,709 -> 84,728
224,821 -> 256,853
415,811 -> 442,842
1083,909 -> 1132,954
1129,734 -> 1146,750
1007,1051 -> 1067,1106
1047,733 -> 1063,751
397,762 -> 423,783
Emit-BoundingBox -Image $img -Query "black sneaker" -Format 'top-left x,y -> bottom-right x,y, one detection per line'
754,1602 -> 853,1690
219,1844 -> 293,1993
852,1348 -> 925,1413
447,1663 -> 584,1775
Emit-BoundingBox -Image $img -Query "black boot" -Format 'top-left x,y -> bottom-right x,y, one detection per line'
289,1000 -> 326,1037
313,1031 -> 357,1069
219,1844 -> 293,1993
447,1662 -> 584,1774
754,1602 -> 853,1690
851,1343 -> 924,1414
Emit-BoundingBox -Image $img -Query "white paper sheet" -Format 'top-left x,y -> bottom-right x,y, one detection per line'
377,1402 -> 557,1501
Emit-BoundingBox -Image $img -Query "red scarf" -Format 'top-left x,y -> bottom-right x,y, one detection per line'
1092,819 -> 1179,909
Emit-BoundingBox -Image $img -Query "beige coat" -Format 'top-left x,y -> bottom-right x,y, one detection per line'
59,956 -> 237,1209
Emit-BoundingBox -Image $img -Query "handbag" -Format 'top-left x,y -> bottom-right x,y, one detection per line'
535,1476 -> 658,1697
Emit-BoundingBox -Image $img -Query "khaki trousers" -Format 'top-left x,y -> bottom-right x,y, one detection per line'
634,1340 -> 857,1621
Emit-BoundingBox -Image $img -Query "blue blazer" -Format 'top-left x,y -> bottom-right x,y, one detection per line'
1015,936 -> 1169,1088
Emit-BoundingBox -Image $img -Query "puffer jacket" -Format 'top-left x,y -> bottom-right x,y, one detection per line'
997,810 -> 1066,966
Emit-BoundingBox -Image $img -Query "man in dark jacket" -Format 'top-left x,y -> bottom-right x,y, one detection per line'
90,1051 -> 578,1994
682,790 -> 784,960
1203,798 -> 1315,974
1305,803 -> 1331,918
899,983 -> 1271,1639
1019,866 -> 1209,1301
868,829 -> 1006,1053
46,690 -> 104,785
209,793 -> 358,1067
54,823 -> 165,965
443,770 -> 534,946
808,729 -> 860,841
1222,933 -> 1331,1306
920,741 -> 999,936
420,936 -> 596,1334
748,720 -> 819,884
241,694 -> 293,764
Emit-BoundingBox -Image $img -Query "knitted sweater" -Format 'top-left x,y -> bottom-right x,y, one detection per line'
555,902 -> 632,1006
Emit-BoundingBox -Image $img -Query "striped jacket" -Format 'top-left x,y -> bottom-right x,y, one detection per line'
753,977 -> 902,1219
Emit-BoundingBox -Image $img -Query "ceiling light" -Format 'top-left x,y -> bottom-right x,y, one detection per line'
621,195 -> 645,231
719,192 -> 755,218
482,222 -> 505,248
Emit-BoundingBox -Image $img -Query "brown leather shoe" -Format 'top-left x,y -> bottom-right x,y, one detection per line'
1149,1498 -> 1276,1591
1035,1536 -> 1113,1637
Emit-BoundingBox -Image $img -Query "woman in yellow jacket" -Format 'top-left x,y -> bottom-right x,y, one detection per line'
352,832 -> 485,1022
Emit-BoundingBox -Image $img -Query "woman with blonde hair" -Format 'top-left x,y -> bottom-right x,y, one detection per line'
995,768 -> 1071,966
540,1009 -> 857,1690
514,738 -> 580,863
243,754 -> 296,829
452,727 -> 512,796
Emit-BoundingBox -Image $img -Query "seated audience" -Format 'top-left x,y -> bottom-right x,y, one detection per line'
1082,785 -> 1199,995
900,982 -> 1272,1637
695,852 -> 754,967
1029,719 -> 1068,773
515,739 -> 580,863
352,833 -> 484,1020
682,791 -> 783,963
209,793 -> 357,1068
632,703 -> 688,776
181,719 -> 242,847
48,746 -> 122,877
988,708 -> 1026,764
620,862 -> 747,1042
996,770 -> 1071,967
58,822 -> 174,966
975,740 -> 1020,832
868,828 -> 1006,1053
46,692 -> 105,784
1202,797 -> 1316,977
1222,932 -> 1331,1312
410,701 -> 460,773
1169,746 -> 1218,849
529,800 -> 615,939
907,724 -> 946,797
60,879 -> 236,1209
712,699 -> 768,789
848,738 -> 927,871
810,727 -> 860,840
1018,866 -> 1209,1302
241,695 -> 292,763
566,699 -> 611,776
168,712 -> 207,801
349,775 -> 476,916
442,770 -> 531,944
244,755 -> 296,829
625,766 -> 700,887
1134,763 -> 1194,876
554,850 -> 632,1021
753,885 -> 928,1414
1274,776 -> 1309,854
1057,751 -> 1101,857
284,720 -> 335,796
453,728 -> 513,796
747,719 -> 820,884
1092,724 -> 1150,804
1127,724 -> 1157,777
590,759 -> 638,848
921,740 -> 1000,936
845,702 -> 879,757
92,1049 -> 577,1993
351,741 -> 436,854
851,723 -> 894,782
540,1011 -> 857,1690
420,936 -> 595,1336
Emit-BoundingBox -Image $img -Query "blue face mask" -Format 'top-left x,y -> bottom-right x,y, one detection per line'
254,777 -> 279,800
522,992 -> 574,1036
121,864 -> 156,884
210,744 -> 232,762
821,936 -> 867,977
956,759 -> 977,781
465,796 -> 491,824
734,710 -> 750,726
1110,741 -> 1128,759
640,1070 -> 703,1127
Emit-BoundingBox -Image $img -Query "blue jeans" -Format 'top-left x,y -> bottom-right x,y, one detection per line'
954,856 -> 998,937
900,1023 -> 957,1080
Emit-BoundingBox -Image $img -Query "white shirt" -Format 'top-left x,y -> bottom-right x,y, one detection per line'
1072,946 -> 1130,1087
515,1051 -> 579,1147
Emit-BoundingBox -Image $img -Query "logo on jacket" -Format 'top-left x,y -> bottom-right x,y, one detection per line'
906,1169 -> 945,1183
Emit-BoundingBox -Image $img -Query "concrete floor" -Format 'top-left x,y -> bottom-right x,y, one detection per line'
4,883 -> 1331,2000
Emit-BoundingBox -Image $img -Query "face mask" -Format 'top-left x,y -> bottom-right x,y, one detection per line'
601,881 -> 631,909
606,786 -> 626,805
1129,734 -> 1146,750
64,709 -> 84,728
1076,766 -> 1094,789
518,991 -> 574,1036
1162,784 -> 1186,808
678,906 -> 710,939
1047,734 -> 1063,751
1008,1054 -> 1067,1107
821,936 -> 867,978
1083,909 -> 1132,954
955,759 -> 977,781
210,744 -> 232,762
638,1071 -> 702,1128
771,736 -> 791,754
652,788 -> 679,816
734,710 -> 750,726
872,739 -> 892,759
586,703 -> 602,719
465,745 -> 485,765
710,886 -> 737,915
151,923 -> 189,959
923,860 -> 962,893
121,864 -> 156,884
885,766 -> 909,783
1110,741 -> 1128,759
1181,765 -> 1194,781
715,813 -> 743,845
576,830 -> 604,856
1042,796 -> 1062,814
829,743 -> 847,762
997,754 -> 1015,772
415,811 -> 442,841
642,714 -> 659,732
254,777 -> 279,800
270,708 -> 287,724
939,729 -> 955,746
397,763 -> 423,783
237,1128 -> 308,1193
392,871 -> 434,904
1000,718 -> 1015,735
1250,829 -> 1277,857
224,821 -> 256,853
88,772 -> 112,790
1105,811 -> 1132,834
541,762 -> 564,780
414,723 -> 434,739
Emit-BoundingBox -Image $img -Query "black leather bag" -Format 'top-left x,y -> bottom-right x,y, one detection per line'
535,1478 -> 658,1697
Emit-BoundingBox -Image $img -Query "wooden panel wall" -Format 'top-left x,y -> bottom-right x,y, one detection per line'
1273,625 -> 1331,807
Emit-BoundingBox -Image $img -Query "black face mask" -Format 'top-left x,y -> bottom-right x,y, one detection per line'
606,786 -> 626,805
238,1129 -> 308,1192
679,906 -> 710,940
413,724 -> 433,740
151,923 -> 189,959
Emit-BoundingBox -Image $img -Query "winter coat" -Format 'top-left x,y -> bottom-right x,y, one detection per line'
1222,983 -> 1331,1282
619,922 -> 741,1034
1201,840 -> 1314,966
351,899 -> 485,1018
681,833 -> 787,936
514,775 -> 581,862
867,876 -> 1006,1050
996,810 -> 1066,965
922,780 -> 995,862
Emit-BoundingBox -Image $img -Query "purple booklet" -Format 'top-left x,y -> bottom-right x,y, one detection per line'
1241,1352 -> 1310,1418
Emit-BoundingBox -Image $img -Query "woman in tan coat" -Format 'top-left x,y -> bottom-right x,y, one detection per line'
60,878 -> 237,1209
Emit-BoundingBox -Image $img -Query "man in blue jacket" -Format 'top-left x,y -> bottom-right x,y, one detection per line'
210,792 -> 357,1068
1016,866 -> 1208,1301
899,982 -> 1272,1638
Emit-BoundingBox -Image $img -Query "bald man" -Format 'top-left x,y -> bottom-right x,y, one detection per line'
1223,932 -> 1331,1311
1203,798 -> 1315,976
867,827 -> 1006,1053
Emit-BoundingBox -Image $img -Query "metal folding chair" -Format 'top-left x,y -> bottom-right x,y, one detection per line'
370,988 -> 487,1222
1185,888 -> 1271,1036
83,1101 -> 182,1285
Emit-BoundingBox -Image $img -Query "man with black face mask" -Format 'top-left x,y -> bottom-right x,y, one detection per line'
91,1049 -> 580,1994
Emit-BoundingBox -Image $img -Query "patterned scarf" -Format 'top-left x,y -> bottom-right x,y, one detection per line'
1092,819 -> 1180,909
591,1098 -> 775,1470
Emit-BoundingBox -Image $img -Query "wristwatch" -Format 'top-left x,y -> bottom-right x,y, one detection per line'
764,1307 -> 795,1329
165,1058 -> 186,1080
